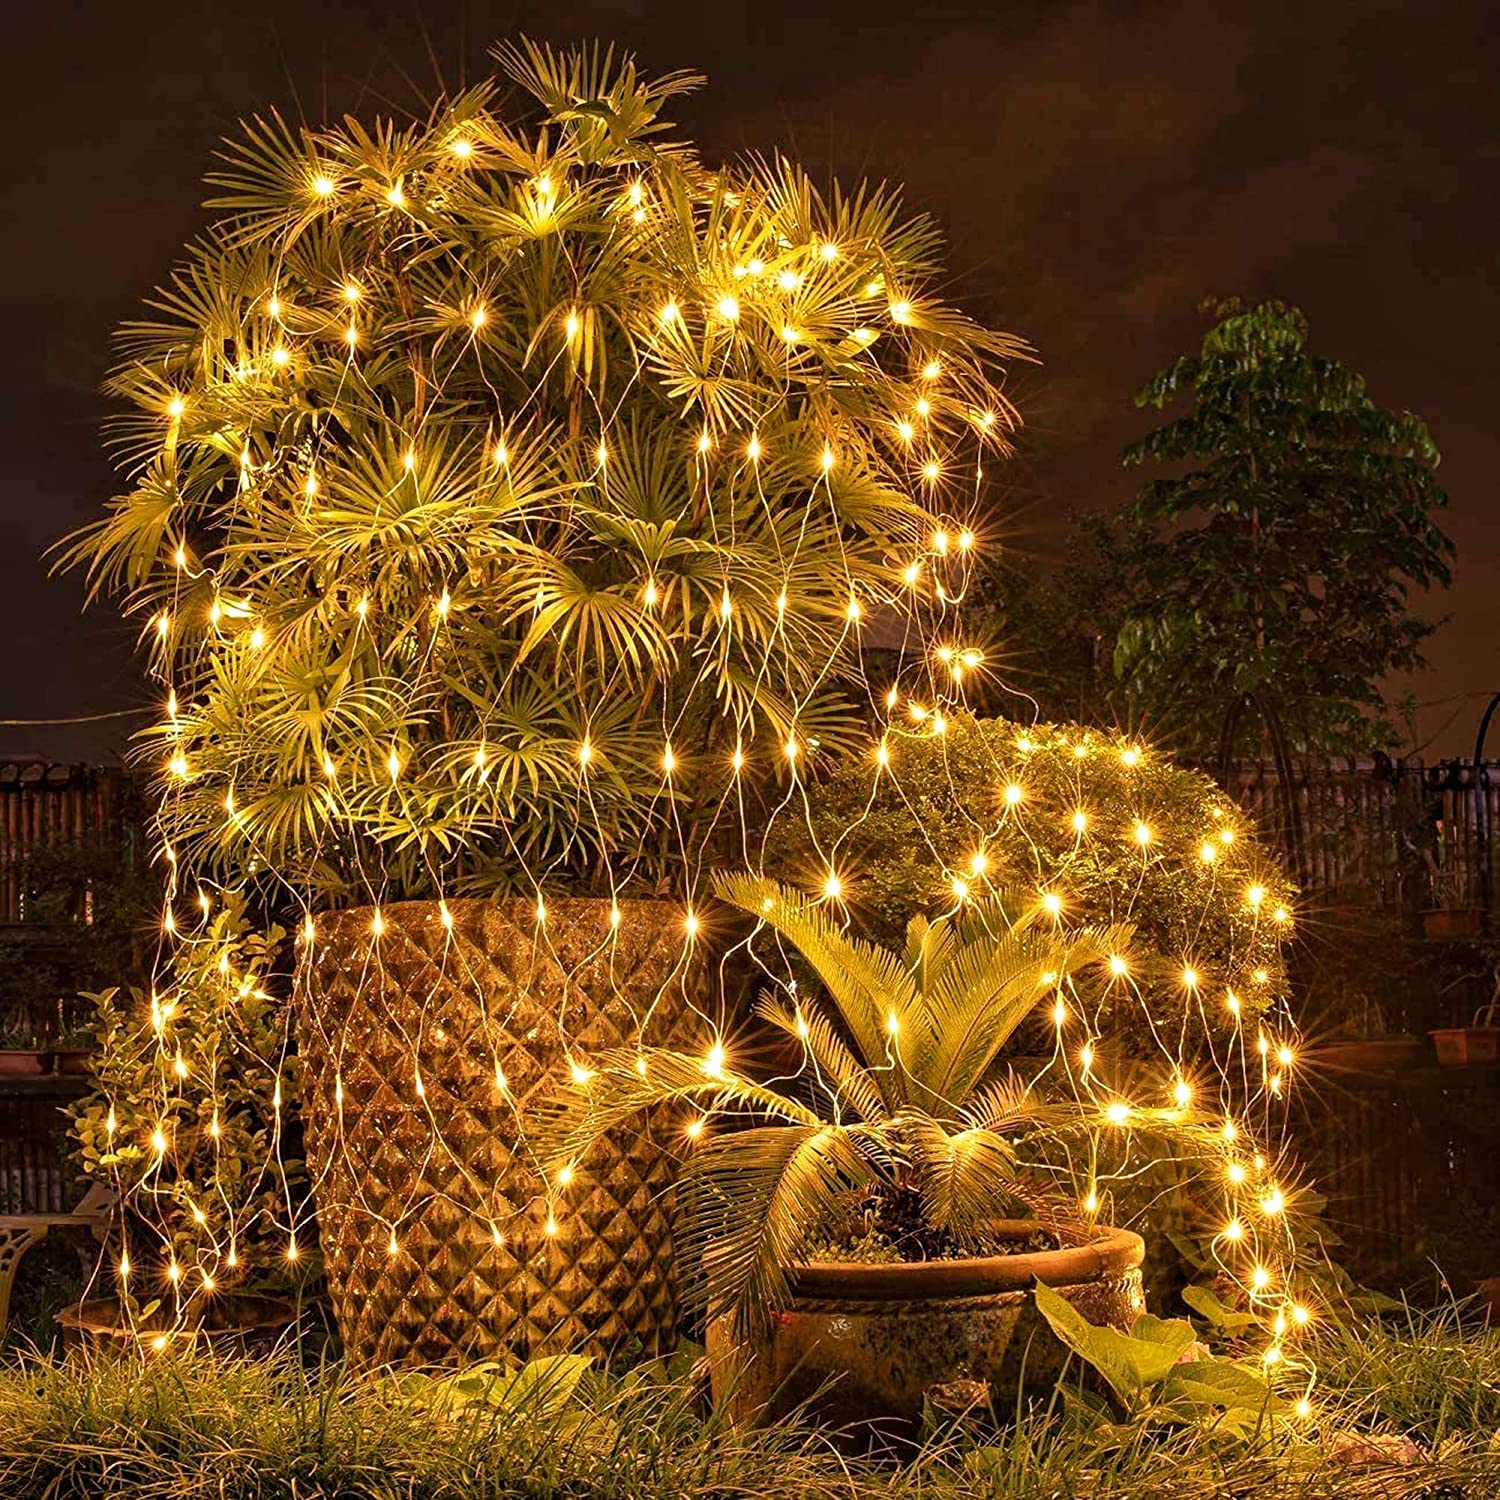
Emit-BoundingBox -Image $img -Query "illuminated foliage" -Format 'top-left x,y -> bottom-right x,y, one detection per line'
66,39 -> 1020,900
769,710 -> 1296,1028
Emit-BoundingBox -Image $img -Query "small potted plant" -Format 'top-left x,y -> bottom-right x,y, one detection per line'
51,1021 -> 97,1076
0,1025 -> 49,1076
547,872 -> 1242,1432
1421,830 -> 1483,942
65,892 -> 302,1348
1430,1000 -> 1500,1067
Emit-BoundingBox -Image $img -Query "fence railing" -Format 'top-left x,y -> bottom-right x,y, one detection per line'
0,761 -> 131,926
1218,756 -> 1500,918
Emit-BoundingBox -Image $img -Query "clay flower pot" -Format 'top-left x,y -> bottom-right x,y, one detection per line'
1421,908 -> 1483,942
0,1049 -> 48,1077
297,896 -> 696,1368
707,1222 -> 1146,1433
1430,1027 -> 1500,1066
57,1293 -> 294,1355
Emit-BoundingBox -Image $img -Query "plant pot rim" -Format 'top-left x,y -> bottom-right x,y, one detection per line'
787,1221 -> 1144,1300
314,895 -> 676,922
57,1293 -> 295,1340
1430,1026 -> 1500,1037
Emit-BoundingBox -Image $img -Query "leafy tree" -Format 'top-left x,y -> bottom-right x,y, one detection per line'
1113,299 -> 1453,756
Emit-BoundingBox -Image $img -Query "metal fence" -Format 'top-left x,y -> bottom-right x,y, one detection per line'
0,761 -> 131,925
1219,756 -> 1500,918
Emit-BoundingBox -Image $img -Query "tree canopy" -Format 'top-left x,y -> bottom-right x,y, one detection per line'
1111,299 -> 1453,755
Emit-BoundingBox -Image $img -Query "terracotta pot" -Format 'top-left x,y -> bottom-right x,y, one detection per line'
707,1222 -> 1146,1433
52,1047 -> 96,1076
1421,908 -> 1484,942
1430,1027 -> 1500,1067
0,1049 -> 47,1077
1310,1038 -> 1425,1073
57,1294 -> 294,1355
297,897 -> 696,1368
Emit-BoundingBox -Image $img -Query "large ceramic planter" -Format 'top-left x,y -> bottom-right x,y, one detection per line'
297,897 -> 695,1368
707,1223 -> 1146,1431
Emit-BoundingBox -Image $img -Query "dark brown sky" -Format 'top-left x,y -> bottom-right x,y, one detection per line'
5,0 -> 1496,761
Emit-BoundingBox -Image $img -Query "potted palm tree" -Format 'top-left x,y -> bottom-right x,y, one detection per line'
546,872 -> 1233,1430
65,40 -> 1024,1364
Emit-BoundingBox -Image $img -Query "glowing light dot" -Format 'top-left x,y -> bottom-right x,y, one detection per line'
717,295 -> 740,322
342,282 -> 361,303
822,872 -> 844,900
820,242 -> 838,261
312,175 -> 335,196
889,299 -> 913,323
1292,1303 -> 1311,1326
1173,1079 -> 1193,1108
1105,1101 -> 1131,1126
1247,884 -> 1266,908
1260,1188 -> 1286,1216
951,876 -> 970,902
684,910 -> 701,940
969,851 -> 989,876
1120,747 -> 1140,767
371,909 -> 385,938
564,310 -> 581,339
784,736 -> 799,761
150,1128 -> 167,1154
1108,954 -> 1128,977
685,1118 -> 705,1139
167,396 -> 186,419
544,1215 -> 559,1237
746,434 -> 762,462
1080,1045 -> 1094,1072
471,306 -> 487,330
1200,841 -> 1218,863
1182,966 -> 1200,989
659,300 -> 680,325
662,745 -> 676,775
933,529 -> 950,553
1273,906 -> 1290,925
1005,783 -> 1025,806
922,360 -> 941,379
1072,809 -> 1089,834
896,421 -> 916,443
1134,821 -> 1152,846
271,346 -> 291,367
1251,1266 -> 1271,1290
578,738 -> 592,766
1228,1162 -> 1247,1184
569,1061 -> 594,1087
820,445 -> 835,472
703,1041 -> 725,1077
1083,1190 -> 1099,1214
886,1010 -> 900,1037
922,460 -> 941,481
450,138 -> 473,159
1224,1218 -> 1245,1241
1295,1398 -> 1312,1419
557,1165 -> 574,1187
1041,891 -> 1062,917
875,741 -> 890,768
387,749 -> 402,780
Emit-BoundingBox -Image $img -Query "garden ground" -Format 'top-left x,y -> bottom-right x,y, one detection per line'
2,1300 -> 1499,1499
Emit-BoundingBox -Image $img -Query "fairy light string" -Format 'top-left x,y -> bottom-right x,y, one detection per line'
74,40 -> 1310,1395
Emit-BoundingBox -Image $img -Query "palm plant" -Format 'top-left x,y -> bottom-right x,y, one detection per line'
64,39 -> 1025,903
546,871 -> 1224,1333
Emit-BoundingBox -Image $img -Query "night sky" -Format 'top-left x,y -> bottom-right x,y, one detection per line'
6,0 -> 1496,762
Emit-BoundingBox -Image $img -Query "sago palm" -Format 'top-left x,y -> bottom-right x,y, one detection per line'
545,871 -> 1207,1332
63,39 -> 1026,903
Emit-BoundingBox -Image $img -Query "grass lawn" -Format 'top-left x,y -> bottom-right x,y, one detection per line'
1,1302 -> 1498,1497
